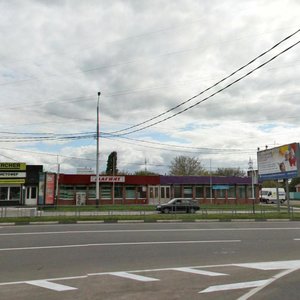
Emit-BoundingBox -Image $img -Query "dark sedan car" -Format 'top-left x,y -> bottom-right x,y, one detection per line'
156,198 -> 200,214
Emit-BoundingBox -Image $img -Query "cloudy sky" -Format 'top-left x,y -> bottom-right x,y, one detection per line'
0,0 -> 299,174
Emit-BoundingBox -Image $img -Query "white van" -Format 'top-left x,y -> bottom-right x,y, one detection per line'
260,188 -> 286,204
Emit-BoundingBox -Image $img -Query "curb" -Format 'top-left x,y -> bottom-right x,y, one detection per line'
0,218 -> 298,226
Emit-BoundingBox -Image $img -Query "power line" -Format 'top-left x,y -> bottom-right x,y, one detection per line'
108,28 -> 300,135
103,133 -> 255,153
110,39 -> 300,136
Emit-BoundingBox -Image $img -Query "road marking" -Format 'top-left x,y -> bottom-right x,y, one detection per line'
199,280 -> 270,293
1,227 -> 300,236
294,238 -> 300,241
173,267 -> 227,276
0,259 -> 299,290
110,272 -> 159,282
26,280 -> 77,291
0,240 -> 241,251
237,268 -> 299,300
234,260 -> 300,270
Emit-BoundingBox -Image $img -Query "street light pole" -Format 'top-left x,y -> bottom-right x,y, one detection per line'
96,92 -> 101,206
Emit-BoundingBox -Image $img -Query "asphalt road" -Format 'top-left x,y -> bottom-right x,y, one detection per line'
0,221 -> 300,299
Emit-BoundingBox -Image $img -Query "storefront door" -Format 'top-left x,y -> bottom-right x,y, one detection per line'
25,186 -> 37,206
149,186 -> 170,204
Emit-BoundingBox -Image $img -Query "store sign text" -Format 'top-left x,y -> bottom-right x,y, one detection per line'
90,176 -> 125,183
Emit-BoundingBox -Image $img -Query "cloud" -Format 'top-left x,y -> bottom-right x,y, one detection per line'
0,0 -> 299,174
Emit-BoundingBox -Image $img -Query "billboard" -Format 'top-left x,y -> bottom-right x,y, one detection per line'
0,162 -> 26,184
257,143 -> 300,180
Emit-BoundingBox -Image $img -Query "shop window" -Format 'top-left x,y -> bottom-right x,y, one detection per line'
228,185 -> 236,198
0,187 -> 21,201
247,186 -> 254,198
88,185 -> 96,199
114,185 -> 123,198
126,186 -> 136,199
205,186 -> 212,199
0,187 -> 8,200
174,186 -> 181,198
218,189 -> 226,199
60,185 -> 75,200
183,186 -> 193,198
166,187 -> 170,198
10,187 -> 21,200
137,186 -> 147,198
238,186 -> 246,198
161,187 -> 165,198
195,186 -> 204,198
101,186 -> 111,199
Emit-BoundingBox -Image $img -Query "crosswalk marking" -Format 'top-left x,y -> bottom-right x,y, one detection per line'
173,267 -> 227,276
199,279 -> 270,293
109,272 -> 160,282
26,280 -> 77,291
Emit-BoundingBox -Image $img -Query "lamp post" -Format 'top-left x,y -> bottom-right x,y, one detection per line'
248,157 -> 255,214
96,92 -> 101,206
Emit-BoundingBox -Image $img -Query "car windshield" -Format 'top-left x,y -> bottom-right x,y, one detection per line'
167,199 -> 181,204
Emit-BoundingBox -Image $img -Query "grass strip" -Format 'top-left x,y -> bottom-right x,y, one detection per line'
1,212 -> 299,224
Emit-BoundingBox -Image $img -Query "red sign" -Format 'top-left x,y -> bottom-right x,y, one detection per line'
45,173 -> 55,204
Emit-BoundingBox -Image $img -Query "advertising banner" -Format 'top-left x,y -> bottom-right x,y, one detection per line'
45,173 -> 55,205
38,173 -> 45,205
257,143 -> 300,180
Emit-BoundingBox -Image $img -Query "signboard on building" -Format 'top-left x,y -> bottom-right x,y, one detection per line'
45,173 -> 55,205
77,167 -> 94,174
38,173 -> 45,205
257,143 -> 300,180
90,176 -> 125,183
0,162 -> 26,184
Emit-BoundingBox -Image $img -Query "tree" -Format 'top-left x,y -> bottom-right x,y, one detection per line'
134,170 -> 159,176
289,177 -> 300,192
214,167 -> 246,177
169,156 -> 207,176
106,151 -> 118,175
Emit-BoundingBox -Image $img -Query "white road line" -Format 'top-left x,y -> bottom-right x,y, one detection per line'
0,239 -> 241,251
26,280 -> 77,291
237,268 -> 299,300
110,272 -> 159,282
1,259 -> 299,289
199,280 -> 270,293
294,238 -> 300,240
234,260 -> 300,270
0,227 -> 300,236
173,267 -> 227,276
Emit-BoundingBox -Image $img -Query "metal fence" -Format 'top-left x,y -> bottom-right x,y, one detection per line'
0,205 -> 298,219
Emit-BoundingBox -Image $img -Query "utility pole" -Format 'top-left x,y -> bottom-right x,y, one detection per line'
112,154 -> 115,205
96,92 -> 101,207
55,155 -> 60,206
210,159 -> 212,204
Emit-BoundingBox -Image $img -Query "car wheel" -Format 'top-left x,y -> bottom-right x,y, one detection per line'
163,208 -> 169,214
190,208 -> 195,214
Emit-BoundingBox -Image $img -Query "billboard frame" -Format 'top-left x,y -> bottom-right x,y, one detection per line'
257,143 -> 300,181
